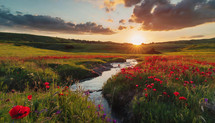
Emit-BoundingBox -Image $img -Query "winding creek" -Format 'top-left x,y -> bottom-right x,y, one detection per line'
71,59 -> 138,122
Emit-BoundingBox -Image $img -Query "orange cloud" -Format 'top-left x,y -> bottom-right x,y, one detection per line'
106,19 -> 114,22
119,19 -> 126,24
118,25 -> 127,30
104,0 -> 141,12
130,26 -> 134,29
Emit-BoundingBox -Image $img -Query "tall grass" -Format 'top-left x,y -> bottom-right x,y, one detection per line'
0,84 -> 113,122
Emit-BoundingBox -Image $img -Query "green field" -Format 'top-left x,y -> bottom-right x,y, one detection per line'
0,32 -> 215,122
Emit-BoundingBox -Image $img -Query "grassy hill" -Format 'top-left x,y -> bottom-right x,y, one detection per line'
0,32 -> 215,55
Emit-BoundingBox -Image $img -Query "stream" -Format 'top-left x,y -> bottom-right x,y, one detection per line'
71,59 -> 138,122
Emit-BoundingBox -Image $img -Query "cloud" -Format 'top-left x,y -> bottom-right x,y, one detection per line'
129,0 -> 215,31
181,35 -> 205,39
106,19 -> 114,22
118,25 -> 127,30
130,26 -> 134,29
119,19 -> 126,24
0,6 -> 115,35
104,0 -> 141,12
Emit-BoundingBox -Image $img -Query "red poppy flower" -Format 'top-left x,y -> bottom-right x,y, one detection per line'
145,93 -> 148,97
147,85 -> 152,89
46,85 -> 50,89
27,95 -> 32,100
136,85 -> 138,87
173,92 -> 179,96
44,82 -> 49,86
153,89 -> 156,91
59,93 -> 64,96
163,92 -> 167,95
9,105 -> 30,119
151,83 -> 154,86
179,96 -> 187,100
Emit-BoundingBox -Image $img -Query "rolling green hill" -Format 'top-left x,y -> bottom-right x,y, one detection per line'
0,32 -> 215,54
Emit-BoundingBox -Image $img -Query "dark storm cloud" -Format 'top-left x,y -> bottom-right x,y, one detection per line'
0,6 -> 115,35
129,0 -> 215,31
124,0 -> 142,7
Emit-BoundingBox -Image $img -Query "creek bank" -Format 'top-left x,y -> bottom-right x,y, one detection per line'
71,59 -> 138,123
81,58 -> 127,81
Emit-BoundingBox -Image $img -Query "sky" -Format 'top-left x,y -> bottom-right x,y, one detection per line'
0,0 -> 215,44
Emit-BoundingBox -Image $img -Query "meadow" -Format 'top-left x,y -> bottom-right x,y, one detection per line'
103,55 -> 215,122
0,32 -> 215,122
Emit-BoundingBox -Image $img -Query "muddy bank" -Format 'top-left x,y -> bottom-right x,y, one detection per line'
82,59 -> 126,81
92,63 -> 113,75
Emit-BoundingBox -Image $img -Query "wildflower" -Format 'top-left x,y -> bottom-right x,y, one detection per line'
145,93 -> 148,97
9,105 -> 30,119
113,120 -> 116,123
147,85 -> 152,89
179,96 -> 187,100
98,104 -> 101,110
190,81 -> 194,84
65,86 -> 69,90
153,89 -> 156,91
11,89 -> 15,93
151,83 -> 154,86
102,113 -> 106,119
44,82 -> 49,86
59,93 -> 64,96
144,88 -> 147,91
205,98 -> 208,103
27,95 -> 32,100
173,92 -> 179,96
106,118 -> 111,122
84,91 -> 90,96
5,99 -> 10,102
46,85 -> 50,89
176,78 -> 179,80
39,109 -> 48,114
193,84 -> 196,88
56,110 -> 61,115
163,92 -> 167,95
136,85 -> 138,87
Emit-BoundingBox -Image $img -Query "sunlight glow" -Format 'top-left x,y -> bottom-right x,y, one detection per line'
130,35 -> 146,45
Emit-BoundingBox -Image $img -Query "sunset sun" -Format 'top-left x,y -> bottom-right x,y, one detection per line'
130,35 -> 146,45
